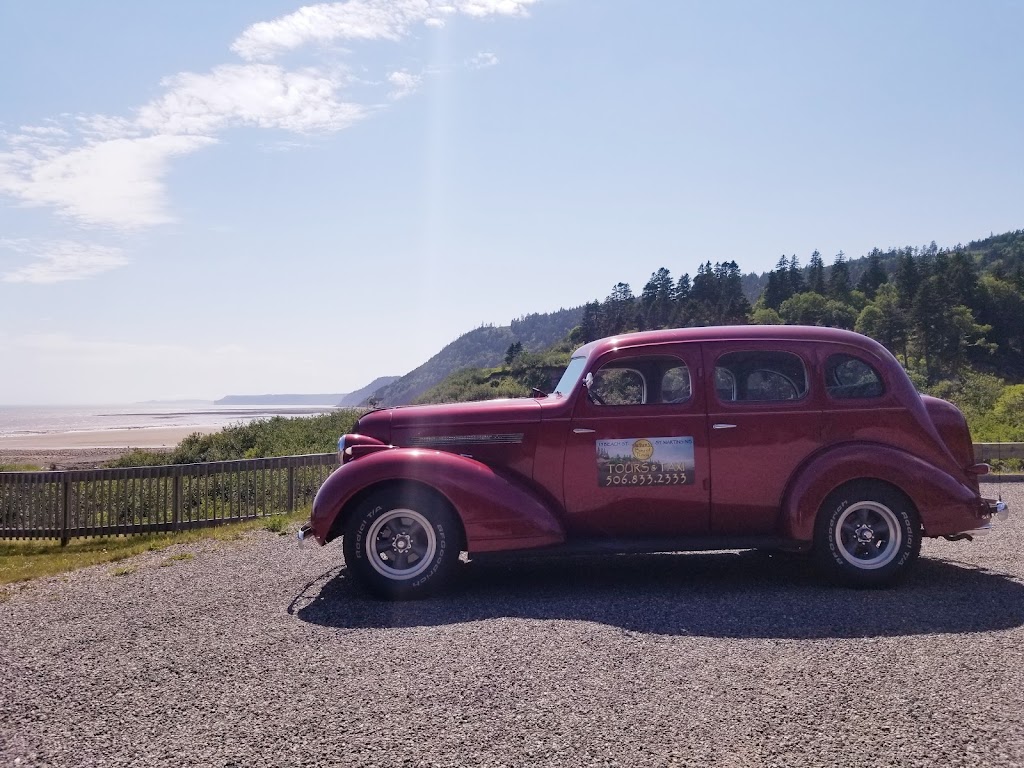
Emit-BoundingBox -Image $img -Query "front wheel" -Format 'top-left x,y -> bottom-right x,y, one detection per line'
342,486 -> 462,600
813,481 -> 921,587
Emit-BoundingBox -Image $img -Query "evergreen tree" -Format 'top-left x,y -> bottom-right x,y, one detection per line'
788,255 -> 806,294
603,283 -> 635,335
690,262 -> 719,306
808,250 -> 826,294
579,301 -> 602,342
674,273 -> 692,303
717,261 -> 751,323
856,250 -> 888,299
895,248 -> 921,309
828,252 -> 852,302
947,248 -> 980,306
640,267 -> 674,329
504,341 -> 523,365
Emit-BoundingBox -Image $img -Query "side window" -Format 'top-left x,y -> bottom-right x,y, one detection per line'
592,368 -> 645,405
715,368 -> 736,401
715,351 -> 808,402
660,365 -> 691,403
826,354 -> 884,399
589,355 -> 692,406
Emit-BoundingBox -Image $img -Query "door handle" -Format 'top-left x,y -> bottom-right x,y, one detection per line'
573,428 -> 596,434
713,423 -> 737,430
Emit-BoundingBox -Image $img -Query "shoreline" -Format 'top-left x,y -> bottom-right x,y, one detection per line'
0,426 -> 221,470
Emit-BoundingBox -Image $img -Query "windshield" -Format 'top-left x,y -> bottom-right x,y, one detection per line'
553,356 -> 587,397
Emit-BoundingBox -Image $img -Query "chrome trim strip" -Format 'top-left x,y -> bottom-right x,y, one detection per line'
408,433 -> 524,447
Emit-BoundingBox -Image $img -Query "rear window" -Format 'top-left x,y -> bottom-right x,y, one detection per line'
826,354 -> 884,399
715,351 -> 808,402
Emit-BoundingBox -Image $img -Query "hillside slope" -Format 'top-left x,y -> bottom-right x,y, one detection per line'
337,376 -> 400,406
367,308 -> 582,406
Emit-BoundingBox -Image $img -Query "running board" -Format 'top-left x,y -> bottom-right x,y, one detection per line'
471,535 -> 805,560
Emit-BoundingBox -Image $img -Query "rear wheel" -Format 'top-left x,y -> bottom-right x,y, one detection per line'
343,486 -> 461,600
813,481 -> 921,587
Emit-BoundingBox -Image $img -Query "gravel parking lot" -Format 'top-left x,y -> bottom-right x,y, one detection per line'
2,484 -> 1023,768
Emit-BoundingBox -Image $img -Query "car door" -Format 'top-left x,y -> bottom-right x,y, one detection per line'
562,345 -> 711,538
702,341 -> 823,535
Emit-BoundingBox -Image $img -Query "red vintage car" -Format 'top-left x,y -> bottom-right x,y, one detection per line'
300,326 -> 1009,599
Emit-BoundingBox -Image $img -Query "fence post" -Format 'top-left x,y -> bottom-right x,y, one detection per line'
287,465 -> 296,514
172,472 -> 182,532
60,475 -> 70,547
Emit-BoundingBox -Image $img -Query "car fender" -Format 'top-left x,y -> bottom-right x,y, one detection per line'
782,442 -> 982,541
311,448 -> 565,553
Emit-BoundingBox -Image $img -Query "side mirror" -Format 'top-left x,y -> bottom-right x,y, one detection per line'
584,372 -> 594,391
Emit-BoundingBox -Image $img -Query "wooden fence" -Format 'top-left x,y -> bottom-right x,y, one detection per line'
0,453 -> 337,545
2,444 -> 1021,545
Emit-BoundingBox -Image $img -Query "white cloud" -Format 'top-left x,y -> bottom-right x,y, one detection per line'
18,124 -> 70,138
388,70 -> 423,99
2,239 -> 128,283
0,134 -> 215,229
0,0 -> 538,240
136,64 -> 365,135
457,0 -> 537,18
467,51 -> 499,69
232,0 -> 538,60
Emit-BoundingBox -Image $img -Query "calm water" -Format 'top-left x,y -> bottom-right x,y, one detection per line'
0,403 -> 340,438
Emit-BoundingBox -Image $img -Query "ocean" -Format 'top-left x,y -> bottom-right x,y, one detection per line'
0,403 -> 340,439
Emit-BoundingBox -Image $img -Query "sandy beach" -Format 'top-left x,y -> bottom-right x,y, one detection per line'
0,426 -> 221,470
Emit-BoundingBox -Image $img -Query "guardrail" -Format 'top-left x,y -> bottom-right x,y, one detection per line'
0,453 -> 337,545
974,443 -> 1024,462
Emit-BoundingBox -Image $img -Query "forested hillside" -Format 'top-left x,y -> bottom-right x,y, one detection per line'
415,229 -> 1024,441
367,307 -> 582,406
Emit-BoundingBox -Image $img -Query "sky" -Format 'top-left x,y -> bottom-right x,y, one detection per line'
1,0 -> 1022,405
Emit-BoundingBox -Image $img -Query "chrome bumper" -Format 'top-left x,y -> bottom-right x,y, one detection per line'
987,499 -> 1010,522
297,522 -> 314,548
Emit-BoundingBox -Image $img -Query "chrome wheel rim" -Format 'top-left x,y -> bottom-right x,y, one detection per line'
365,508 -> 436,581
834,501 -> 902,570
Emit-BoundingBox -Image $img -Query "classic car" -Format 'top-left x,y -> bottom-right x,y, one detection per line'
300,325 -> 1009,599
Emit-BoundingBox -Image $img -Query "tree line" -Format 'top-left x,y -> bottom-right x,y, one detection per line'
573,230 -> 1024,387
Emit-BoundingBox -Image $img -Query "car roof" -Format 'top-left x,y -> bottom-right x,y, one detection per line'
572,325 -> 887,360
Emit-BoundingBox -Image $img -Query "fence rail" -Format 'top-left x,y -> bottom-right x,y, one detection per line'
0,453 -> 337,544
974,443 -> 1024,462
3,444 -> 1022,544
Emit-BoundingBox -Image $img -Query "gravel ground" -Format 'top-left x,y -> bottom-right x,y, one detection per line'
2,486 -> 1023,768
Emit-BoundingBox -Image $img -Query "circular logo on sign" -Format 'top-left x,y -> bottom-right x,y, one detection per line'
632,439 -> 654,461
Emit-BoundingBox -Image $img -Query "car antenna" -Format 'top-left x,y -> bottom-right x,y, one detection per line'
997,441 -> 1003,504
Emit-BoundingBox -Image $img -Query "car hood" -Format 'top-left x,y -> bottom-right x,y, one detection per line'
358,398 -> 544,444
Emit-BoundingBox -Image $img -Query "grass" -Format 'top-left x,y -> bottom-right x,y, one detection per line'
158,552 -> 194,568
0,509 -> 310,586
0,463 -> 44,472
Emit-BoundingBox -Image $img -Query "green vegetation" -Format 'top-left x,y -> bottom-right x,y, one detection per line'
417,229 -> 1024,441
0,508 -> 310,585
106,409 -> 360,467
0,463 -> 44,472
159,552 -> 195,567
416,341 -> 575,404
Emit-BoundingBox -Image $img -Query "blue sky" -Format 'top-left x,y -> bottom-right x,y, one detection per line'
1,0 -> 1021,404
